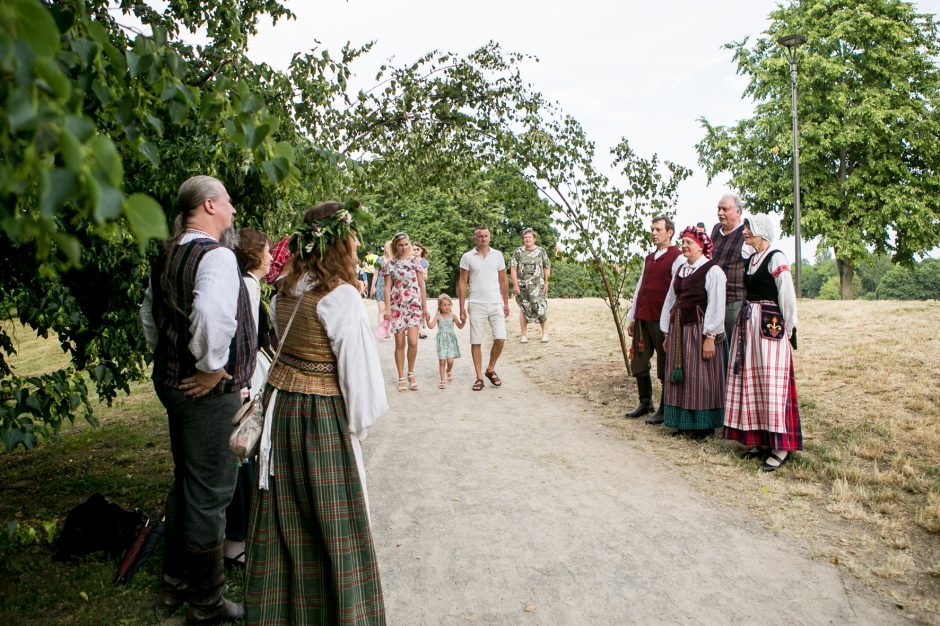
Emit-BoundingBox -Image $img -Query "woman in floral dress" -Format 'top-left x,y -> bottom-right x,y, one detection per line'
383,233 -> 428,391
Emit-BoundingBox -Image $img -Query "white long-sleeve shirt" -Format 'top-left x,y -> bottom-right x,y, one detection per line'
242,274 -> 262,334
660,256 -> 727,336
139,231 -> 241,373
318,283 -> 389,441
269,280 -> 388,441
259,282 -> 388,497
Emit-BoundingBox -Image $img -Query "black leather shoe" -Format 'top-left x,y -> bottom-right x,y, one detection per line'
645,408 -> 664,425
625,401 -> 654,418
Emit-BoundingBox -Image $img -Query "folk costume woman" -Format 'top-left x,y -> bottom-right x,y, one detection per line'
244,201 -> 388,625
723,215 -> 801,472
660,227 -> 727,439
225,228 -> 273,569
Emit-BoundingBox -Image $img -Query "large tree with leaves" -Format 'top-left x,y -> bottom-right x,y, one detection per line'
697,0 -> 940,298
2,4 -> 688,449
345,45 -> 690,372
0,0 -> 362,450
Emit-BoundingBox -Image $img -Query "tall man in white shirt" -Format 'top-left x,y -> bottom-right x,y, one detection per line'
458,226 -> 510,391
140,175 -> 255,624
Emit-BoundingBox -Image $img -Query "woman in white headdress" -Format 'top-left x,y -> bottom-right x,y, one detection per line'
722,214 -> 802,472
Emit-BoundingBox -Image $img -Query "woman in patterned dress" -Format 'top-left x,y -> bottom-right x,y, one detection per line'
510,228 -> 552,342
723,215 -> 801,471
383,233 -> 429,391
412,241 -> 431,338
660,227 -> 727,440
244,201 -> 388,625
369,241 -> 392,328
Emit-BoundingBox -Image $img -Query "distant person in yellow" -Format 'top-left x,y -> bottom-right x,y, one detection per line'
364,250 -> 378,295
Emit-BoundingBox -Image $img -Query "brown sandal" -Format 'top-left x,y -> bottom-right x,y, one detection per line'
484,370 -> 502,387
472,379 -> 484,391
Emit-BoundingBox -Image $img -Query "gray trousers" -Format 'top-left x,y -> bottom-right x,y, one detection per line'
724,300 -> 742,353
156,384 -> 240,551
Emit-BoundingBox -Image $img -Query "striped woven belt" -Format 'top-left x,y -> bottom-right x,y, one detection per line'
279,353 -> 337,374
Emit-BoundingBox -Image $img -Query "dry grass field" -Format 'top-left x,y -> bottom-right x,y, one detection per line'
504,298 -> 940,623
2,300 -> 939,623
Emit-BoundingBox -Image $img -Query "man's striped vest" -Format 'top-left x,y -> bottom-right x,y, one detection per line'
150,239 -> 256,393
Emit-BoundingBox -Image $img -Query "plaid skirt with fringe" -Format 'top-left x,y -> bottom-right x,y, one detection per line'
663,319 -> 726,430
723,302 -> 802,451
245,389 -> 385,625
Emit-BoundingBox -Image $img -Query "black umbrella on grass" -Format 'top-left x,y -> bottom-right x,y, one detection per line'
115,518 -> 165,586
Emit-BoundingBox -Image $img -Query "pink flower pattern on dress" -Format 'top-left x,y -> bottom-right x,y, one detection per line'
385,257 -> 423,334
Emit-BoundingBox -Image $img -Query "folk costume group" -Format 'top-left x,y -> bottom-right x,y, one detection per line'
142,176 -> 388,625
625,194 -> 802,472
140,174 -> 798,626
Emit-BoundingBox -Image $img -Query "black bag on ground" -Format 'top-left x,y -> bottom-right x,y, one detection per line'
53,493 -> 144,561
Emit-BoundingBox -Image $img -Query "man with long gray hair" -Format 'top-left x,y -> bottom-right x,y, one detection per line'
140,175 -> 255,624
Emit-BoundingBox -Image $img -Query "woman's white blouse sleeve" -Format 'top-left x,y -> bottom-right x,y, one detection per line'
703,265 -> 727,337
318,284 -> 389,439
769,252 -> 798,335
242,275 -> 261,335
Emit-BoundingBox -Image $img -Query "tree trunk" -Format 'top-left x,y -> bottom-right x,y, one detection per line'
836,258 -> 855,300
589,256 -> 632,376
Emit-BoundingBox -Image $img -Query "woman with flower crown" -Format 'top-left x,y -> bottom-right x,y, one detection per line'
244,201 -> 388,625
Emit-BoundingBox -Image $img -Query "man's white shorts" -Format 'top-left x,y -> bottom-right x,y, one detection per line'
468,302 -> 506,344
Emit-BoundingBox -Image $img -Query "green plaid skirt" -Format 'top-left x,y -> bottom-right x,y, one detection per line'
245,390 -> 385,625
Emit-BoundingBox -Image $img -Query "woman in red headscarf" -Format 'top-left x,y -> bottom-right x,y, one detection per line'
659,226 -> 728,439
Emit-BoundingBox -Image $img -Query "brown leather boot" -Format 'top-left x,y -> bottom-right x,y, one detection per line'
184,544 -> 244,625
155,537 -> 190,619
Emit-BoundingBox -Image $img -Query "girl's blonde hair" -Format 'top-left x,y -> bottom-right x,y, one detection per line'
437,293 -> 453,308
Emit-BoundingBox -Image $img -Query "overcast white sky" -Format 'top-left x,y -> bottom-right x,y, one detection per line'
248,0 -> 940,261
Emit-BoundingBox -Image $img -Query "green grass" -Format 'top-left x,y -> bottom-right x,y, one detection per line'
0,325 -> 246,624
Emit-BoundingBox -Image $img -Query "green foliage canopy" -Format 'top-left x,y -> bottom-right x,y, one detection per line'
344,44 -> 690,372
1,7 -> 690,449
697,0 -> 940,299
0,0 -> 362,450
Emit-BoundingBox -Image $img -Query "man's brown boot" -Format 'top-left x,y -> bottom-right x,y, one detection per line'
155,538 -> 191,619
184,545 -> 244,625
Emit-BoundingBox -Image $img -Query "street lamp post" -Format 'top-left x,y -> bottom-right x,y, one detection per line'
777,33 -> 807,298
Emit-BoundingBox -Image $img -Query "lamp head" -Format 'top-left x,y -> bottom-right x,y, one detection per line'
777,34 -> 807,49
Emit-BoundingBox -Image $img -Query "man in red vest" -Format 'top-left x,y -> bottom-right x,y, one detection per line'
625,216 -> 682,424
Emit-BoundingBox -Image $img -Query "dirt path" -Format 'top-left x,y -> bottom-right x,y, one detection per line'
360,302 -> 901,625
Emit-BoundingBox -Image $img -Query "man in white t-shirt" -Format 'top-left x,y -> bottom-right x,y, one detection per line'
458,226 -> 510,391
